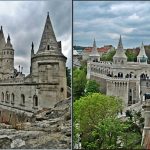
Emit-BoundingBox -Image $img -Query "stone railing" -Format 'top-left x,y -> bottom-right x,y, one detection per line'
91,72 -> 130,81
0,78 -> 24,84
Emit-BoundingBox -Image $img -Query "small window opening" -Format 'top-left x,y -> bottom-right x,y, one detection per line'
47,45 -> 50,50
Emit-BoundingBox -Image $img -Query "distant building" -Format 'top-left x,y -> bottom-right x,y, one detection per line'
86,35 -> 150,148
82,39 -> 114,61
73,49 -> 82,67
87,35 -> 149,106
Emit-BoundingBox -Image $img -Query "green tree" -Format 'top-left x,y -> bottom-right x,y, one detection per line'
101,50 -> 116,61
66,67 -> 71,87
73,93 -> 143,149
73,67 -> 87,100
85,117 -> 129,149
125,50 -> 137,62
85,80 -> 100,94
73,93 -> 122,147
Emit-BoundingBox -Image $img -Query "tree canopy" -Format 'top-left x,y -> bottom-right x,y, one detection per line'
85,80 -> 100,94
73,93 -> 122,145
66,67 -> 71,87
73,67 -> 87,100
73,93 -> 143,149
101,50 -> 116,61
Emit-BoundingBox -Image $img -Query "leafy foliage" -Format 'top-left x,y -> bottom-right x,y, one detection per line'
125,50 -> 137,62
66,67 -> 71,87
73,93 -> 122,147
84,117 -> 129,149
74,93 -> 143,149
101,50 -> 116,61
73,67 -> 87,100
85,80 -> 100,94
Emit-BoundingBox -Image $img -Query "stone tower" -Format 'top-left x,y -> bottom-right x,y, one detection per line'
0,26 -> 6,79
31,12 -> 67,102
89,38 -> 100,61
137,42 -> 148,64
113,35 -> 127,64
2,34 -> 14,79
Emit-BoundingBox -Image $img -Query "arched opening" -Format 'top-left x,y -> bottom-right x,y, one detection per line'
118,72 -> 123,78
33,95 -> 38,107
21,94 -> 25,106
11,93 -> 15,104
47,45 -> 50,50
140,73 -> 146,79
6,91 -> 10,103
1,92 -> 4,102
61,88 -> 64,92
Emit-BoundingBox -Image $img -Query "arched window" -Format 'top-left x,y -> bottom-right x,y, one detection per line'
33,95 -> 38,107
47,45 -> 50,50
6,91 -> 10,103
11,93 -> 15,104
21,94 -> 25,106
118,72 -> 123,78
1,92 -> 4,102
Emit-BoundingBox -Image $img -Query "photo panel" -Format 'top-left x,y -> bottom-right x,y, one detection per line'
73,1 -> 149,149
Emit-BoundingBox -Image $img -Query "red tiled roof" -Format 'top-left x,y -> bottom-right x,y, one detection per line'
97,47 -> 109,53
83,47 -> 110,53
84,47 -> 92,52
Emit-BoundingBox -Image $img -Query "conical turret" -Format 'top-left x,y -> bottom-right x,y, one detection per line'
38,12 -> 58,53
0,26 -> 6,50
113,35 -> 127,64
137,42 -> 148,64
117,35 -> 123,51
2,34 -> 14,77
89,38 -> 100,61
5,34 -> 13,48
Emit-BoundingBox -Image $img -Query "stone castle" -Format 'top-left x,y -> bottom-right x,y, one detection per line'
87,36 -> 150,107
0,12 -> 67,117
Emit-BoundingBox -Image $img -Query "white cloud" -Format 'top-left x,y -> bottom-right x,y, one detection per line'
0,0 -> 72,75
128,13 -> 140,21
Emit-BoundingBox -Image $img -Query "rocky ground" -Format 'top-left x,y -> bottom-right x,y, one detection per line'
0,98 -> 71,149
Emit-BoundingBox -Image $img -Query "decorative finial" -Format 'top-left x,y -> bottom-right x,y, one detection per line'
93,38 -> 96,47
7,34 -> 10,41
21,67 -> 23,73
47,11 -> 49,17
31,41 -> 34,50
19,65 -> 20,72
117,34 -> 123,50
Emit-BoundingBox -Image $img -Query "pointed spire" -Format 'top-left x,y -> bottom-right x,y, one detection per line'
31,41 -> 34,57
38,12 -> 58,53
47,11 -> 49,17
7,34 -> 10,42
113,35 -> 127,63
117,35 -> 123,50
31,41 -> 34,50
93,38 -> 96,47
137,42 -> 148,63
0,26 -> 6,50
90,38 -> 100,57
5,34 -> 12,48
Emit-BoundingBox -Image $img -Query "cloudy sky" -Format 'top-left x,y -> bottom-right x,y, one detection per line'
74,1 -> 150,49
0,0 -> 72,75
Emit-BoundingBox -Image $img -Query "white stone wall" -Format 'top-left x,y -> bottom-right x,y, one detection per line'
0,82 -> 65,113
106,80 -> 129,106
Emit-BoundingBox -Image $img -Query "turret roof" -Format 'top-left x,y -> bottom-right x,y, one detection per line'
38,12 -> 58,53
